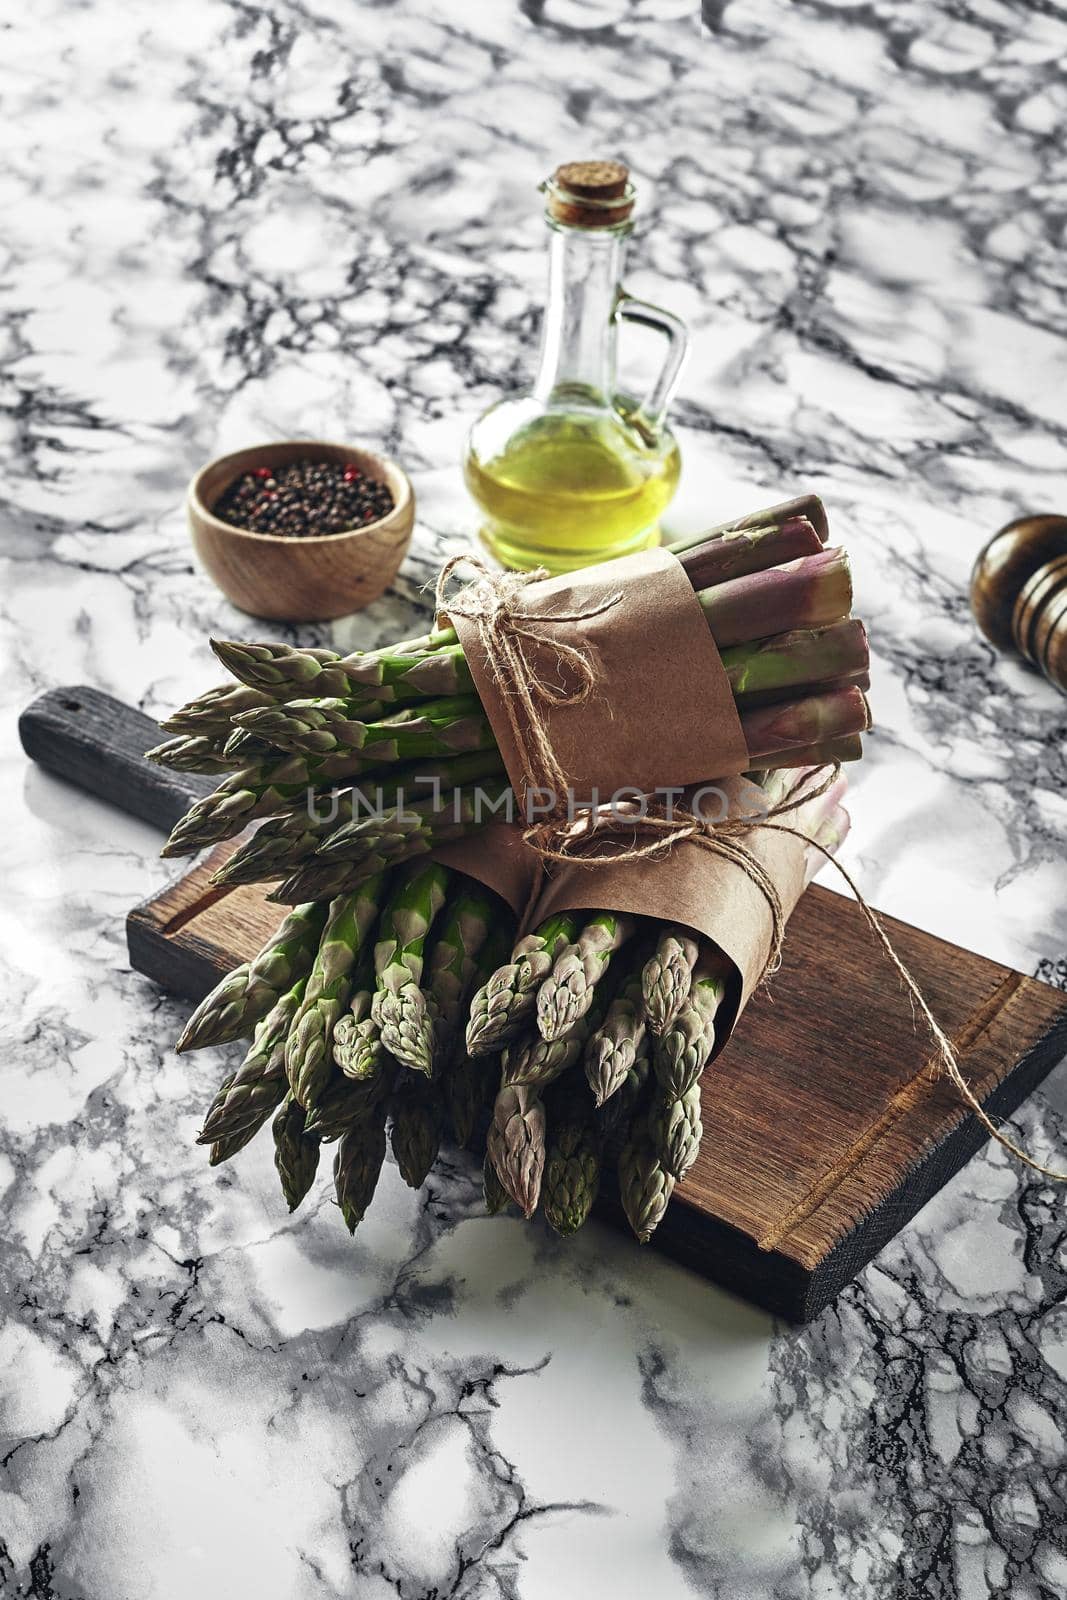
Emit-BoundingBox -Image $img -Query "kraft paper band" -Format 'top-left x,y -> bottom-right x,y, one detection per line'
431,822 -> 538,919
446,547 -> 749,807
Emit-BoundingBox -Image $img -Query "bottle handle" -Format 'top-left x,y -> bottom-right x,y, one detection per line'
616,292 -> 689,442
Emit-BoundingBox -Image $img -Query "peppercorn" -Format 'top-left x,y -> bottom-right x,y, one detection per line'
214,458 -> 395,537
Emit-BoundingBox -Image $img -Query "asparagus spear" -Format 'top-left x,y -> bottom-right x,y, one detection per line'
332,990 -> 382,1080
584,969 -> 648,1107
483,1151 -> 511,1215
722,620 -> 869,706
209,1127 -> 263,1167
445,921 -> 516,1146
617,1123 -> 675,1244
535,912 -> 635,1042
648,1082 -> 703,1182
213,750 -> 505,886
595,1032 -> 652,1146
486,1083 -> 545,1219
333,1109 -> 388,1232
176,902 -> 327,1053
465,912 -> 580,1056
641,926 -> 700,1039
161,681 -> 275,735
698,547 -> 852,649
212,630 -> 457,699
675,515 -> 823,590
389,1074 -> 446,1188
371,863 -> 451,1074
272,1094 -> 321,1211
161,702 -> 496,857
197,978 -> 306,1147
286,880 -> 385,1112
745,732 -> 863,770
666,493 -> 829,551
423,881 -> 500,1072
542,1080 -> 602,1238
270,785 -> 509,905
304,1056 -> 393,1141
146,734 -> 242,774
739,685 -> 869,761
653,954 -> 728,1098
234,692 -> 484,758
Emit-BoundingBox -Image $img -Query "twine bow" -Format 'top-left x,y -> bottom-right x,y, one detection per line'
435,555 -> 622,814
436,559 -> 1067,1184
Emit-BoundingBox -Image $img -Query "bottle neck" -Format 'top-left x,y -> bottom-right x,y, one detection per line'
532,224 -> 627,406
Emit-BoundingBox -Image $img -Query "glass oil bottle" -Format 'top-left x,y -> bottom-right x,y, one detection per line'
463,160 -> 689,573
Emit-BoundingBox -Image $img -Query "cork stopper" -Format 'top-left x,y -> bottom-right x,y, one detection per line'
542,159 -> 635,229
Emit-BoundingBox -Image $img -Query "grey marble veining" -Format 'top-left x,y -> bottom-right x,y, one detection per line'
2,1 -> 1067,1596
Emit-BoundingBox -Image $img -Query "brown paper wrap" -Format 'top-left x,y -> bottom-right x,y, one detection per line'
445,548 -> 749,806
431,822 -> 536,919
508,776 -> 810,1061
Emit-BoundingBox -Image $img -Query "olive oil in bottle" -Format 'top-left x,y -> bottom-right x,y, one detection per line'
463,161 -> 688,574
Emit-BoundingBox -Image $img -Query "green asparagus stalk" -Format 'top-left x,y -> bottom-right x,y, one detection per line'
371,863 -> 451,1074
617,1123 -> 675,1244
213,751 -> 505,886
212,630 -> 457,699
536,912 -> 635,1042
542,1079 -> 602,1237
272,1094 -> 321,1211
723,620 -> 869,705
666,493 -> 829,551
584,969 -> 648,1107
648,1082 -> 703,1182
423,881 -> 500,1072
445,921 -> 516,1146
595,1032 -> 652,1146
483,1151 -> 511,1214
465,913 -> 579,1056
500,1027 -> 586,1093
161,702 -> 496,858
270,784 -> 510,905
286,880 -> 385,1112
146,734 -> 241,774
332,990 -> 382,1079
389,1075 -> 446,1188
234,691 -> 483,757
740,685 -> 869,761
486,1082 -> 545,1219
333,1109 -> 388,1232
197,978 -> 306,1147
161,681 -> 275,735
674,515 -> 823,591
653,953 -> 728,1098
641,927 -> 700,1039
209,1126 -> 263,1167
176,901 -> 327,1053
446,1050 -> 496,1149
698,547 -> 852,649
304,1056 -> 392,1141
745,732 -> 863,770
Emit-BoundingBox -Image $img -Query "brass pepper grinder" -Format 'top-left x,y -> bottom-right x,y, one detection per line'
970,515 -> 1067,693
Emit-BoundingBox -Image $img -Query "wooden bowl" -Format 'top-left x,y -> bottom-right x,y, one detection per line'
188,441 -> 414,621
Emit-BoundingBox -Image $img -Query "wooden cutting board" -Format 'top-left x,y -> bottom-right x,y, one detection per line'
21,687 -> 1067,1322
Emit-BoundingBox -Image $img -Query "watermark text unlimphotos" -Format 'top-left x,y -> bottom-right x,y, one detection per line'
305,777 -> 775,827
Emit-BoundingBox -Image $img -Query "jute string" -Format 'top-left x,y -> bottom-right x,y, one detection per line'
437,558 -> 1067,1182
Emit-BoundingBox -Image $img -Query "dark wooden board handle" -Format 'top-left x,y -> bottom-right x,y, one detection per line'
19,686 -> 215,833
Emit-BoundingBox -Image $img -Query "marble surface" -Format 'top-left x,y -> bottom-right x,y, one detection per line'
2,1 -> 1067,1595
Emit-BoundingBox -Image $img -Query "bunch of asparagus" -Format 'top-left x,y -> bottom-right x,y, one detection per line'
467,767 -> 851,1243
180,861 -> 517,1227
149,497 -> 869,897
